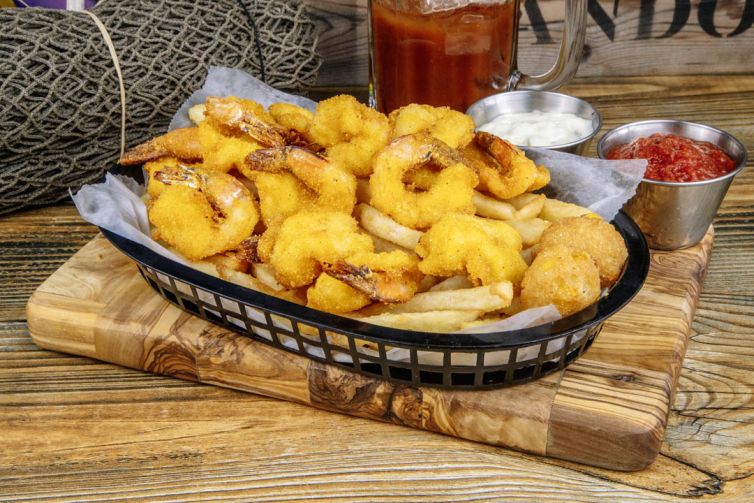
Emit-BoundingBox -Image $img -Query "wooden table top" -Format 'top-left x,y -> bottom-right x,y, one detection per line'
2,75 -> 753,501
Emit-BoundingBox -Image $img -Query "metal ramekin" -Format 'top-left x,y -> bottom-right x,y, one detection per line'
466,90 -> 602,154
597,120 -> 748,250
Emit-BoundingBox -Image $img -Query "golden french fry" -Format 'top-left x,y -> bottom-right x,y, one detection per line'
355,310 -> 483,332
252,263 -> 285,292
194,260 -> 277,295
505,192 -> 541,210
428,275 -> 474,292
507,218 -> 552,247
540,197 -> 595,221
514,194 -> 546,220
389,282 -> 513,314
356,203 -> 423,250
371,234 -> 414,254
473,191 -> 516,220
458,316 -> 507,331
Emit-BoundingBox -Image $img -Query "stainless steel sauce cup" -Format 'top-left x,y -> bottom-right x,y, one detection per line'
466,90 -> 601,154
597,120 -> 748,250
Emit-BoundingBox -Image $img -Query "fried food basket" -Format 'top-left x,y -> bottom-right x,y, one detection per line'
101,193 -> 649,390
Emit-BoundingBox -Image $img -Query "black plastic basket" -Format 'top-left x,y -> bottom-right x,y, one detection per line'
101,198 -> 649,390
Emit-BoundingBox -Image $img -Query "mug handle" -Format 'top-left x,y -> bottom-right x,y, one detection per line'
508,0 -> 589,90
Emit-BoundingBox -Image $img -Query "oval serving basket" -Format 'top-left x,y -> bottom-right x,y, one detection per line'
101,201 -> 650,390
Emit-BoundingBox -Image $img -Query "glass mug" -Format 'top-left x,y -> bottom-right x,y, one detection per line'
368,0 -> 588,113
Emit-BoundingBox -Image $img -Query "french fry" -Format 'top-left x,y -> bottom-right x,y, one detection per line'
473,191 -> 516,220
513,193 -> 546,220
356,310 -> 483,332
389,282 -> 513,314
371,234 -> 414,254
429,275 -> 474,291
541,197 -> 594,221
195,260 -> 278,295
507,218 -> 551,247
458,316 -> 507,331
356,203 -> 423,250
252,263 -> 285,292
505,192 -> 541,210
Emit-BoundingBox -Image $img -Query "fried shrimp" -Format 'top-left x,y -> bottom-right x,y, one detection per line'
196,120 -> 260,173
463,131 -> 538,200
389,103 -> 475,149
144,157 -> 185,198
203,96 -> 287,147
120,127 -> 204,166
307,273 -> 371,313
323,250 -> 422,303
252,172 -> 313,228
416,214 -> 528,286
308,95 -> 391,177
520,244 -> 601,316
244,146 -> 357,220
147,164 -> 259,261
528,165 -> 551,191
369,134 -> 478,229
269,210 -> 374,288
267,103 -> 322,152
538,216 -> 628,287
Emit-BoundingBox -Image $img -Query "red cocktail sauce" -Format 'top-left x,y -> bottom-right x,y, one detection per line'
606,133 -> 736,182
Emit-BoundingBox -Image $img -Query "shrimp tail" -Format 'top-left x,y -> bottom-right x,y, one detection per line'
323,261 -> 418,303
119,128 -> 204,166
153,163 -> 203,190
246,146 -> 329,174
204,96 -> 288,148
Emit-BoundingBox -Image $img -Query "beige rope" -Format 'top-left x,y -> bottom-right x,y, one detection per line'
16,0 -> 126,158
82,9 -> 126,158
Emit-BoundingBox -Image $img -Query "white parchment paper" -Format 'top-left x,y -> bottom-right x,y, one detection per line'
72,67 -> 647,350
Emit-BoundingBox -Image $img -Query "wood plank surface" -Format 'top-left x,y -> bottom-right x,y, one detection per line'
2,75 -> 754,500
303,0 -> 754,86
24,228 -> 712,472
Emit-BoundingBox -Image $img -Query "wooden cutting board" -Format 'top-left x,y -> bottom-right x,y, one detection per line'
26,229 -> 713,471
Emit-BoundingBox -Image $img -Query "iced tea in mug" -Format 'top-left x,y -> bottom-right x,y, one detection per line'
369,0 -> 588,113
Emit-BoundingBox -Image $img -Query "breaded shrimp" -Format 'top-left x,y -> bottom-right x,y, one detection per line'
269,210 -> 374,288
120,127 -> 204,166
537,216 -> 628,287
243,146 -> 356,219
416,214 -> 528,286
308,95 -> 391,177
147,164 -> 259,261
520,244 -> 601,316
307,273 -> 371,314
463,131 -> 538,200
268,103 -> 322,152
323,250 -> 422,303
389,103 -> 475,149
203,96 -> 287,147
369,134 -> 478,229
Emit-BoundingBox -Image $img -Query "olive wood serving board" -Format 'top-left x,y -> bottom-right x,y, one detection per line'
26,229 -> 713,471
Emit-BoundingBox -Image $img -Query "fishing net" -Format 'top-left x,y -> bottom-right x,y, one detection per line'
0,0 -> 321,215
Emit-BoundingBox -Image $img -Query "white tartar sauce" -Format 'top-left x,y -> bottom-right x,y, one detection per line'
478,110 -> 593,147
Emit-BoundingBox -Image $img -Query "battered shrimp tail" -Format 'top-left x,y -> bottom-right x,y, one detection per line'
119,127 -> 203,165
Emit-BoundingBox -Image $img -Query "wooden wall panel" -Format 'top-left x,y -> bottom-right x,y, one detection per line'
303,0 -> 754,87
